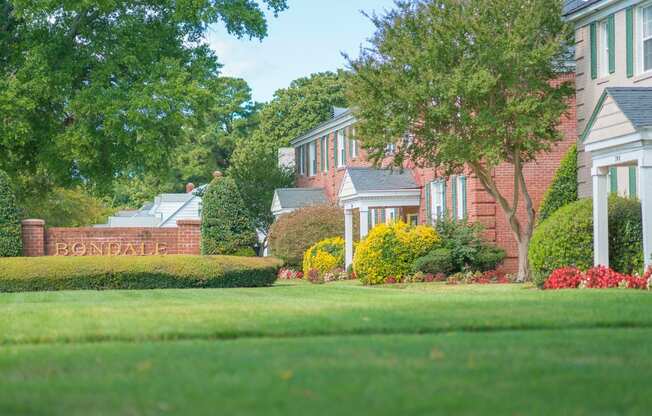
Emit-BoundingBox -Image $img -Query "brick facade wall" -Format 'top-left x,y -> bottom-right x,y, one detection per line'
21,219 -> 201,257
293,73 -> 577,274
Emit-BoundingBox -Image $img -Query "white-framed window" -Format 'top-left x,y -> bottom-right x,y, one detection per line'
320,136 -> 328,172
337,130 -> 346,168
598,19 -> 611,77
641,3 -> 652,74
453,176 -> 468,220
386,143 -> 396,155
350,126 -> 358,159
309,141 -> 317,176
385,208 -> 398,223
430,180 -> 446,221
297,145 -> 305,176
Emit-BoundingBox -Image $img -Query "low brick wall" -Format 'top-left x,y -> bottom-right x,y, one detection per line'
21,219 -> 201,257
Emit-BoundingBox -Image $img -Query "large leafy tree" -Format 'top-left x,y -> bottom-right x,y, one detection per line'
228,71 -> 349,240
0,0 -> 286,195
347,0 -> 574,281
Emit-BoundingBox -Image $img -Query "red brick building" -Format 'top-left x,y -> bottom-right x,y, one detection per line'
272,73 -> 577,272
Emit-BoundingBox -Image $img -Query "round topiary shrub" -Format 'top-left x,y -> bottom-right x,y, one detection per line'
412,248 -> 454,275
201,176 -> 258,256
538,144 -> 578,222
529,196 -> 643,279
269,205 -> 353,267
303,237 -> 345,275
0,170 -> 22,257
354,221 -> 441,285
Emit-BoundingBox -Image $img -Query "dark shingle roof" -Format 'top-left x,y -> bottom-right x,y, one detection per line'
275,188 -> 328,209
563,0 -> 605,16
607,87 -> 652,129
347,168 -> 418,192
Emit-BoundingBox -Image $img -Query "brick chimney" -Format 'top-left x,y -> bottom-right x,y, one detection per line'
186,182 -> 195,193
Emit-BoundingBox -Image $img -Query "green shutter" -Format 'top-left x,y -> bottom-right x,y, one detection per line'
368,210 -> 372,230
380,209 -> 386,224
629,166 -> 637,198
347,127 -> 352,159
325,137 -> 329,170
451,176 -> 458,219
609,167 -> 618,194
333,132 -> 338,168
627,7 -> 634,78
442,181 -> 447,215
295,147 -> 300,174
590,22 -> 598,80
425,182 -> 432,225
460,176 -> 467,218
608,14 -> 615,74
342,130 -> 347,165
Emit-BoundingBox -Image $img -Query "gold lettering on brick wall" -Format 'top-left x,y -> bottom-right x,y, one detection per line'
52,242 -> 169,256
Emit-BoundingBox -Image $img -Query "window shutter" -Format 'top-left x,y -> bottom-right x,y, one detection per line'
325,137 -> 329,170
627,7 -> 634,78
295,147 -> 300,174
380,209 -> 386,224
305,144 -> 310,175
609,167 -> 618,194
368,210 -> 372,229
451,177 -> 458,219
608,14 -> 616,74
629,166 -> 637,198
442,181 -> 447,215
460,176 -> 467,218
590,22 -> 598,80
347,127 -> 353,159
333,132 -> 338,168
425,182 -> 432,225
342,130 -> 347,164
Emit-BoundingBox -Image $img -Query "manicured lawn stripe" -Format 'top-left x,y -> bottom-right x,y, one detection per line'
2,281 -> 652,345
1,329 -> 651,416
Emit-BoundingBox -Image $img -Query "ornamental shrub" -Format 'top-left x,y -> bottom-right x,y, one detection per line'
0,255 -> 282,292
0,170 -> 22,257
529,196 -> 643,278
354,221 -> 440,285
269,205 -> 356,267
303,237 -> 345,275
412,248 -> 454,275
538,144 -> 578,222
201,176 -> 258,256
433,217 -> 505,273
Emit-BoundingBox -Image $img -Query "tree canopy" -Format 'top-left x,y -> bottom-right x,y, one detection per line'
347,0 -> 574,280
0,0 -> 286,196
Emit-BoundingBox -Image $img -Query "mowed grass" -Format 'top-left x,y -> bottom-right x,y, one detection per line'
2,281 -> 652,415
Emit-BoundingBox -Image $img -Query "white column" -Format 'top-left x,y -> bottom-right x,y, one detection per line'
359,206 -> 369,239
592,167 -> 609,267
345,207 -> 354,268
639,165 -> 652,268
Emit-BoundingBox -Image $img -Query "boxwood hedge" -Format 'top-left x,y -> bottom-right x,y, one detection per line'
0,255 -> 282,292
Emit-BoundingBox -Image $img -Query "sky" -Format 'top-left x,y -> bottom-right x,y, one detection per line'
206,0 -> 398,103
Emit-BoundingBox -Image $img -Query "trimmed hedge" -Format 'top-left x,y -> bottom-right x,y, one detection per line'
0,170 -> 22,257
538,144 -> 578,222
530,196 -> 643,280
0,255 -> 282,292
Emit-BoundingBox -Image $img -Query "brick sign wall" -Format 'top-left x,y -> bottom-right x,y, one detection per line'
21,219 -> 201,257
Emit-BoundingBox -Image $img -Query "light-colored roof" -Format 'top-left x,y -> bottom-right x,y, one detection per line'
346,167 -> 418,192
563,0 -> 604,16
273,188 -> 328,210
291,107 -> 355,146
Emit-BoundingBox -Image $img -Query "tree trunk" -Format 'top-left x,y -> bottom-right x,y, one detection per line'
516,236 -> 532,282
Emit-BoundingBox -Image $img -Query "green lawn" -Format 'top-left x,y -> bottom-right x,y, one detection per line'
2,281 -> 652,415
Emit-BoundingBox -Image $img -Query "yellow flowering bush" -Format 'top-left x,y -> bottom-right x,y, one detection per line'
303,237 -> 345,275
354,221 -> 441,285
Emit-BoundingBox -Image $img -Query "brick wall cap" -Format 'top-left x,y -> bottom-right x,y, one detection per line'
176,219 -> 201,226
21,219 -> 45,226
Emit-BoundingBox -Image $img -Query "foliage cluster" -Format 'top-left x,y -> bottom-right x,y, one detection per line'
201,177 -> 257,256
538,145 -> 578,222
354,221 -> 440,285
303,237 -> 345,276
0,255 -> 282,292
529,196 -> 643,281
0,170 -> 21,257
543,266 -> 652,290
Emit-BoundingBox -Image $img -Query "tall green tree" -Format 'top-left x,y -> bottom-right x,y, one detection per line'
0,0 -> 286,195
347,0 -> 574,281
0,169 -> 22,257
228,71 -> 349,240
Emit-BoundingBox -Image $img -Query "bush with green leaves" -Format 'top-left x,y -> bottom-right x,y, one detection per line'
530,196 -> 643,281
0,255 -> 282,292
412,248 -> 454,275
538,145 -> 578,222
0,170 -> 22,257
433,218 -> 506,273
269,205 -> 355,267
201,176 -> 258,256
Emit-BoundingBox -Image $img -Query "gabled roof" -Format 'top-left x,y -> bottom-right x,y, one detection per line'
563,0 -> 605,16
606,88 -> 652,129
273,188 -> 328,210
291,107 -> 355,146
582,87 -> 652,142
345,167 -> 418,193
